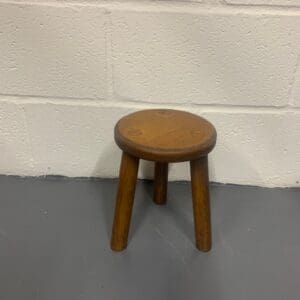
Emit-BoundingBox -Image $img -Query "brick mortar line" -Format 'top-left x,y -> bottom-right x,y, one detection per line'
288,54 -> 300,106
1,0 -> 300,15
224,2 -> 300,10
20,104 -> 36,172
0,94 -> 299,113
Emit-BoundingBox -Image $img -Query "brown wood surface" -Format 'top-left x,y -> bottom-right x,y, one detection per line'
115,109 -> 216,162
190,156 -> 212,251
153,162 -> 168,205
111,152 -> 139,251
111,109 -> 216,252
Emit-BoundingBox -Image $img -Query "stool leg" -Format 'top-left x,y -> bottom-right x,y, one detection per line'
190,156 -> 212,252
153,162 -> 168,205
111,152 -> 139,251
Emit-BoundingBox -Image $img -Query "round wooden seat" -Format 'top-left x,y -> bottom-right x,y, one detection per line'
115,109 -> 217,162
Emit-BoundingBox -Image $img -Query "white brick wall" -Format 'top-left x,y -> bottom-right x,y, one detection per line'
0,3 -> 107,99
0,0 -> 299,187
112,10 -> 300,106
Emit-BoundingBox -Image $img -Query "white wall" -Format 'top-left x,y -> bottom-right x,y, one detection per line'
0,0 -> 299,187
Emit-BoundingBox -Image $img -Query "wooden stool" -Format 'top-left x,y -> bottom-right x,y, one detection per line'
111,109 -> 217,252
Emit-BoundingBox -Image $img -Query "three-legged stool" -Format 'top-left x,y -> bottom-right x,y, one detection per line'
111,109 -> 217,252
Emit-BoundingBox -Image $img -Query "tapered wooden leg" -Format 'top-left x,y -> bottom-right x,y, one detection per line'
111,152 -> 139,251
153,162 -> 168,205
190,156 -> 212,252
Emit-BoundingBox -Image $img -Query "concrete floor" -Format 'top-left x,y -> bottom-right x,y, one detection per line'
0,175 -> 299,300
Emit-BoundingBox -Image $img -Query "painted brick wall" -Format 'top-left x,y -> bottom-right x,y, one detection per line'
0,0 -> 299,187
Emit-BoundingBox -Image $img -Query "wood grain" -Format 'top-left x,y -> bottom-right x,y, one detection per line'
115,109 -> 216,162
153,162 -> 168,205
190,156 -> 212,252
111,152 -> 139,251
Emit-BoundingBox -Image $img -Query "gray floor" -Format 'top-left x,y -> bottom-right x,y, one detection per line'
0,176 -> 299,300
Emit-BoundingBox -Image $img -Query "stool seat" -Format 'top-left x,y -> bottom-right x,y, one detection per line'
115,109 -> 217,162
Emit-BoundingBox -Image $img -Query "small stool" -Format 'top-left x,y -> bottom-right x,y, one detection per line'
111,109 -> 217,252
